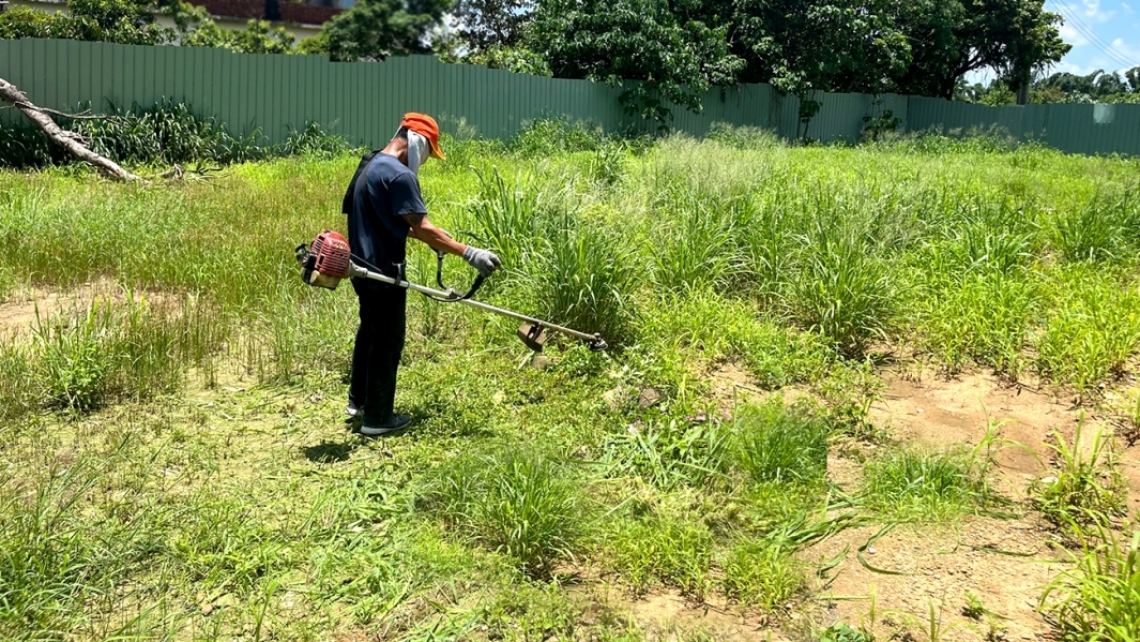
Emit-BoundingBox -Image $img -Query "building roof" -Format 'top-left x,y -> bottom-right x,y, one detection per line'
188,0 -> 343,26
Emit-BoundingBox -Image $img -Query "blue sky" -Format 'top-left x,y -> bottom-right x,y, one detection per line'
1046,0 -> 1140,75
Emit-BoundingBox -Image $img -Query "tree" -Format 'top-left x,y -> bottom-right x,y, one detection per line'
453,0 -> 533,50
725,0 -> 910,96
1127,67 -> 1140,93
0,0 -> 173,44
530,0 -> 743,125
168,2 -> 295,54
307,0 -> 451,61
892,0 -> 1069,99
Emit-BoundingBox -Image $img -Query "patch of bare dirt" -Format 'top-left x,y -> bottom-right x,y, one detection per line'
867,367 -> 1140,505
0,279 -> 182,341
571,584 -> 792,641
804,518 -> 1063,641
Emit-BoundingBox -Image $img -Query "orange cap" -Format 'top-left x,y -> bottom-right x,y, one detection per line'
400,112 -> 445,160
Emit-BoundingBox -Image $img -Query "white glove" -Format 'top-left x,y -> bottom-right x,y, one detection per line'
463,246 -> 502,277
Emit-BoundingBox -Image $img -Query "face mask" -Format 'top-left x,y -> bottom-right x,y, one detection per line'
406,130 -> 430,175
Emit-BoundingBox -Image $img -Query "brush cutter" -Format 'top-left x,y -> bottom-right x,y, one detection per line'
294,230 -> 608,353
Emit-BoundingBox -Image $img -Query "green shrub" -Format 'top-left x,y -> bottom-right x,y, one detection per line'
0,98 -> 351,169
512,117 -> 605,156
706,122 -> 782,150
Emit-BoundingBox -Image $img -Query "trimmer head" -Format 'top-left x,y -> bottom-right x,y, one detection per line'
517,323 -> 608,353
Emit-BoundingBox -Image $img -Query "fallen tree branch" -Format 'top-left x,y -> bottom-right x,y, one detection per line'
0,76 -> 139,182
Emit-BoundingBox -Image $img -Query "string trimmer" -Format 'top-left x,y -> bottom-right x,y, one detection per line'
294,230 -> 608,352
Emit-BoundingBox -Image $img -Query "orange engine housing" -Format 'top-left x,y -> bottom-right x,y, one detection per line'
311,230 -> 352,279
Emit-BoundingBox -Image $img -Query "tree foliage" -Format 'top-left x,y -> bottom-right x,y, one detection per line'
726,0 -> 910,96
306,0 -> 450,61
892,0 -> 1069,98
0,0 -> 301,54
530,0 -> 743,124
0,0 -> 170,44
957,68 -> 1140,106
453,0 -> 534,50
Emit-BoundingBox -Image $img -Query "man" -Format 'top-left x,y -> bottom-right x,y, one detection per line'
345,113 -> 501,436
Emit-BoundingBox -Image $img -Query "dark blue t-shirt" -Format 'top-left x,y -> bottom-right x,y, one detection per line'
347,154 -> 427,279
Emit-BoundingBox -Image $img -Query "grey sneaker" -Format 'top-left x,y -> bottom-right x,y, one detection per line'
360,414 -> 411,436
345,404 -> 361,419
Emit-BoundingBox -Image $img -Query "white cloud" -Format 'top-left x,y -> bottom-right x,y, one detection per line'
1110,38 -> 1140,64
1081,0 -> 1116,22
1050,61 -> 1095,75
1059,23 -> 1090,46
1124,2 -> 1135,15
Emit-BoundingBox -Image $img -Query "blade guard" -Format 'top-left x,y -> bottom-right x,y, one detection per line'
518,323 -> 548,352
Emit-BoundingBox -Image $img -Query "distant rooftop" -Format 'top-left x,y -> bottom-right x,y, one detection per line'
188,0 -> 346,26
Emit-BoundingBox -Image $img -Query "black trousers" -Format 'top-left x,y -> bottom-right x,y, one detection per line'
348,279 -> 407,426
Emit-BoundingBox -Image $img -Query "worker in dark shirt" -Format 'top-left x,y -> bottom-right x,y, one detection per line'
346,113 -> 501,436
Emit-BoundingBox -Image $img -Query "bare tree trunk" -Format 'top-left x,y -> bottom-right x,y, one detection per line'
0,76 -> 139,182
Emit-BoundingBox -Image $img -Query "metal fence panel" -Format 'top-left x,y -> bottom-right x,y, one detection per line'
1,39 -> 1138,157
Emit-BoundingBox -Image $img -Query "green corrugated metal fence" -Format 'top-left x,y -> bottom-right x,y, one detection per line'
2,39 -> 1139,156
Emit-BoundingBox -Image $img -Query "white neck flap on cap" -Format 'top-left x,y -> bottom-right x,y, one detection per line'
406,130 -> 430,175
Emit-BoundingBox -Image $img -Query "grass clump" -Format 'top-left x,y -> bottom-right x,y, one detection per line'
924,272 -> 1038,377
423,448 -> 585,578
603,420 -> 731,491
605,503 -> 715,599
731,401 -> 829,485
639,291 -> 832,389
1031,421 -> 1128,529
1035,272 -> 1140,390
31,296 -> 221,413
788,230 -> 895,359
528,214 -> 639,346
721,540 -> 804,610
861,443 -> 996,522
1042,525 -> 1140,642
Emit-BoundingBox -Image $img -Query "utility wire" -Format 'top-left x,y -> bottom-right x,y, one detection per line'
1050,1 -> 1140,70
1053,3 -> 1136,69
1054,1 -> 1139,67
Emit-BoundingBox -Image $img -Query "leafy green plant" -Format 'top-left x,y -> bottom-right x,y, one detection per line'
818,623 -> 873,642
1041,525 -> 1140,642
1031,421 -> 1128,529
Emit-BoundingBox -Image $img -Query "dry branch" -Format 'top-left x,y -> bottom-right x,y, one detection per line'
0,76 -> 139,182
